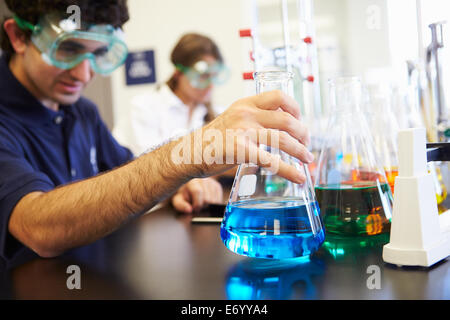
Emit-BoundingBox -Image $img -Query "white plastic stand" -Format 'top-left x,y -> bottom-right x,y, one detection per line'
383,128 -> 450,267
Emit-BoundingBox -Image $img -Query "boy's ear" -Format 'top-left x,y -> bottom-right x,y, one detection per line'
3,19 -> 29,55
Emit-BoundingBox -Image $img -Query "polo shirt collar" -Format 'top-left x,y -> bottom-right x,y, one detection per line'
0,55 -> 68,126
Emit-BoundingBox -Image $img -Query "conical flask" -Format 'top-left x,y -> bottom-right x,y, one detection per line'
315,77 -> 393,236
366,84 -> 400,194
220,71 -> 325,260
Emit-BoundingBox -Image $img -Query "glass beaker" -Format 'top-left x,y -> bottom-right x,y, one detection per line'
220,71 -> 325,260
315,77 -> 393,236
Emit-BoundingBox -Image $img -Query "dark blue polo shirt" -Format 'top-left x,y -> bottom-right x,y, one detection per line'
0,55 -> 134,266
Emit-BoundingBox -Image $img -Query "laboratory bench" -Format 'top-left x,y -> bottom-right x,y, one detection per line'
0,197 -> 449,300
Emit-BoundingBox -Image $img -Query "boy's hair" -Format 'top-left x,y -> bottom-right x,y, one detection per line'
1,0 -> 129,58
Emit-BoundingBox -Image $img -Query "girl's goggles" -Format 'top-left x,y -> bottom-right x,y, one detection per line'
14,13 -> 128,75
176,60 -> 230,89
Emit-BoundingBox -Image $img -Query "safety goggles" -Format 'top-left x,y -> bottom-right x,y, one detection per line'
176,60 -> 230,89
13,13 -> 128,75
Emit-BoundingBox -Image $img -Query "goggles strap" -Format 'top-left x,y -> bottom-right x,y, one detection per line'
13,15 -> 37,32
175,64 -> 189,74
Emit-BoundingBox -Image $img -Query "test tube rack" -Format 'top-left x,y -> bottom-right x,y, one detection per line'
383,128 -> 450,267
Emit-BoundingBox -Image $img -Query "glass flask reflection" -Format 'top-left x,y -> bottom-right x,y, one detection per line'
220,71 -> 325,259
314,77 -> 393,236
321,233 -> 390,261
226,257 -> 324,300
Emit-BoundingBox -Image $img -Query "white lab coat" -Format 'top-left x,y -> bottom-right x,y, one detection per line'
113,84 -> 208,156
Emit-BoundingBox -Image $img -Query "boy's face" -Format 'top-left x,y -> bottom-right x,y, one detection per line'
20,39 -> 96,106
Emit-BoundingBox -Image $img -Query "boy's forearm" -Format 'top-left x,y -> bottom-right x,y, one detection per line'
9,138 -> 195,257
9,91 -> 312,258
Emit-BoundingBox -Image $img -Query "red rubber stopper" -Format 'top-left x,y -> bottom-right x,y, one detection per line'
243,72 -> 254,80
304,36 -> 313,44
307,75 -> 315,82
239,29 -> 253,38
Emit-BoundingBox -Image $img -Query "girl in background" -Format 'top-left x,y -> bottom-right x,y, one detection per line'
113,33 -> 230,213
114,33 -> 229,155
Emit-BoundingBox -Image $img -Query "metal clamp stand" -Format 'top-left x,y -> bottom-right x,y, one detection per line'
383,128 -> 450,267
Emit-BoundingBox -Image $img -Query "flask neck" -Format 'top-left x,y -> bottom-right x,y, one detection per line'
329,77 -> 363,113
254,71 -> 294,95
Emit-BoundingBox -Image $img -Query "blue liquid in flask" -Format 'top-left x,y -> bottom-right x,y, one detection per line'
220,198 -> 325,259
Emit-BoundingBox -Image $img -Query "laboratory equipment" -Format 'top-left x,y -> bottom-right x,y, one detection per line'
383,128 -> 450,267
239,0 -> 324,177
366,84 -> 400,194
395,65 -> 426,130
424,21 -> 450,204
405,61 -> 447,210
426,22 -> 449,143
220,71 -> 325,260
315,77 -> 393,236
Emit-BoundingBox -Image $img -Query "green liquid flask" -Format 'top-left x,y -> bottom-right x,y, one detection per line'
315,77 -> 393,236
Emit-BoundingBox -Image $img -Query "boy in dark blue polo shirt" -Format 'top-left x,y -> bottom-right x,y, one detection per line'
0,0 -> 312,267
0,0 -> 225,266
